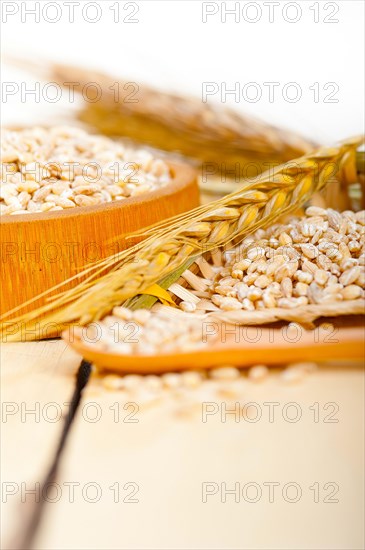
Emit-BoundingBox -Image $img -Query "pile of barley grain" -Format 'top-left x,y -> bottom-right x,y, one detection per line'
208,207 -> 365,311
79,307 -> 214,356
101,363 -> 317,397
0,126 -> 171,215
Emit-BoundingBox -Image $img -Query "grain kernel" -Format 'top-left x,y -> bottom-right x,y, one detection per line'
231,269 -> 243,280
339,266 -> 362,286
122,375 -> 143,390
233,259 -> 251,271
210,366 -> 240,380
355,211 -> 365,225
102,375 -> 123,391
247,287 -> 263,301
180,301 -> 197,313
247,246 -> 266,261
181,371 -> 204,387
289,362 -> 317,374
133,309 -> 152,325
314,269 -> 329,286
144,375 -> 163,391
320,293 -> 343,302
281,277 -> 293,298
236,283 -> 249,301
262,291 -> 276,308
302,260 -> 318,275
356,272 -> 365,287
301,243 -> 319,259
301,223 -> 316,237
113,307 -> 133,321
254,275 -> 271,289
212,294 -> 224,307
317,254 -> 332,271
161,373 -> 182,388
348,240 -> 361,253
340,258 -> 359,271
277,297 -> 298,309
341,285 -> 362,300
305,206 -> 327,217
280,366 -> 306,384
278,232 -> 292,246
274,264 -> 289,282
248,365 -> 269,382
242,298 -> 255,311
219,297 -> 243,311
295,270 -> 313,284
294,282 -> 309,296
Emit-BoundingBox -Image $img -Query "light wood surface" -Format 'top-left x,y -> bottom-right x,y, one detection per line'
0,340 -> 80,546
0,162 -> 199,316
1,340 -> 364,550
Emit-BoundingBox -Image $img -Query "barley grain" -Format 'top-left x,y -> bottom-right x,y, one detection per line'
247,288 -> 263,302
339,267 -> 362,286
144,375 -> 163,391
103,375 -> 124,391
341,285 -> 362,300
219,297 -> 243,311
254,275 -> 271,289
294,282 -> 309,296
295,270 -> 313,284
280,366 -> 306,383
248,365 -> 269,382
210,366 -> 240,380
279,232 -> 292,246
281,277 -> 293,298
314,269 -> 329,286
122,374 -> 144,390
262,291 -> 277,308
1,127 -> 171,215
181,371 -> 204,387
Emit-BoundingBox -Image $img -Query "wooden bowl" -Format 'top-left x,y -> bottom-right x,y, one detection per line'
0,161 -> 199,316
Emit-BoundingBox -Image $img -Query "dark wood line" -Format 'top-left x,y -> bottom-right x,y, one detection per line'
5,359 -> 92,550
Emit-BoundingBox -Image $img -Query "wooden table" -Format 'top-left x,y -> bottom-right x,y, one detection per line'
1,341 -> 364,550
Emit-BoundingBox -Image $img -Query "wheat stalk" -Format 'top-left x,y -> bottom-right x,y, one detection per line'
1,137 -> 362,342
7,58 -> 315,171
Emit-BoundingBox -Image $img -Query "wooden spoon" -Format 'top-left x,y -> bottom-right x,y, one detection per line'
64,316 -> 364,374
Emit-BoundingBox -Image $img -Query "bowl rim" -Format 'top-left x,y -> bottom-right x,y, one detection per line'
0,160 -> 197,225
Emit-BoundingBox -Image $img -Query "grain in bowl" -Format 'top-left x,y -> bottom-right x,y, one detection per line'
0,126 -> 172,215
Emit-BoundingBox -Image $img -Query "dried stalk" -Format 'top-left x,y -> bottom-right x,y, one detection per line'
1,137 -> 362,342
12,59 -> 315,172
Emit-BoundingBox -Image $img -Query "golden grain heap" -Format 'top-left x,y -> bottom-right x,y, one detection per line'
0,126 -> 171,215
205,207 -> 365,311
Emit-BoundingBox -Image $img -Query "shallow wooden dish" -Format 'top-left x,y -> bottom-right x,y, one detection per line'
65,317 -> 364,374
0,162 -> 199,316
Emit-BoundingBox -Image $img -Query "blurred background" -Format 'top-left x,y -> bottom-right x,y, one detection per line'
2,0 -> 364,144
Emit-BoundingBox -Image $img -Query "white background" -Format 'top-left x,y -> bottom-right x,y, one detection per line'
1,0 -> 364,145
